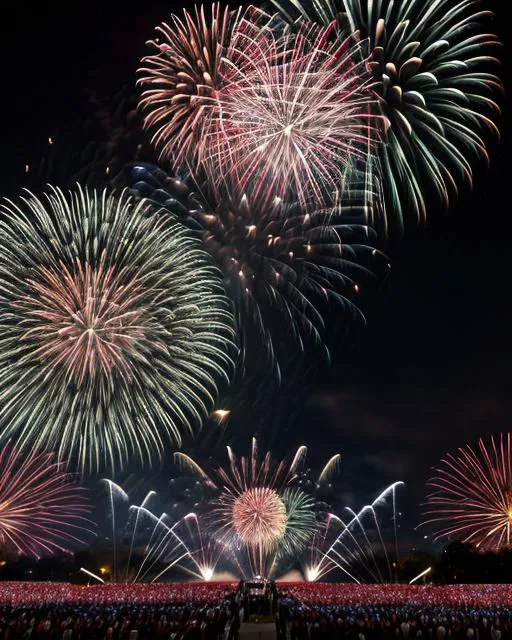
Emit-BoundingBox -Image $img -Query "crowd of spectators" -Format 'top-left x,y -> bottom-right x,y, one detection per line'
277,584 -> 512,640
277,584 -> 512,609
0,583 -> 239,640
0,584 -> 236,607
2,582 -> 512,640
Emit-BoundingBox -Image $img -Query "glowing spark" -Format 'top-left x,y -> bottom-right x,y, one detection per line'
212,409 -> 231,423
80,568 -> 104,583
409,566 -> 432,584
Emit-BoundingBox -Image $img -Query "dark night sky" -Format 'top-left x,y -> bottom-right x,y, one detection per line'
1,1 -> 510,553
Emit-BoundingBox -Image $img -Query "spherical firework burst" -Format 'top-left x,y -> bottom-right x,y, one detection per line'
274,0 -> 502,233
206,22 -> 378,207
137,4 -> 267,171
129,162 -> 388,420
232,487 -> 287,547
423,434 -> 512,551
0,186 -> 236,472
0,442 -> 92,559
174,438 -> 340,576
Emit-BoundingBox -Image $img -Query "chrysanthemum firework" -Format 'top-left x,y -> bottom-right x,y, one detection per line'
137,4 -> 268,171
422,434 -> 512,551
274,0 -> 502,233
0,186 -> 236,472
232,487 -> 287,547
205,22 -> 378,207
0,442 -> 92,559
174,438 -> 341,576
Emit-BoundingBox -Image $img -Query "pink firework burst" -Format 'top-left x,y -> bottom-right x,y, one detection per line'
423,434 -> 512,551
232,487 -> 287,547
137,4 -> 269,170
206,22 -> 378,206
0,442 -> 92,558
17,255 -> 146,386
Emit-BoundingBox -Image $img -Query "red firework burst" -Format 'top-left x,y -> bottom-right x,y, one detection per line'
232,487 -> 287,547
0,442 -> 92,558
423,434 -> 512,550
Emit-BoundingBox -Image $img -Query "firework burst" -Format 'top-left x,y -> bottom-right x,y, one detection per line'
0,186 -> 236,472
274,0 -> 502,234
423,434 -> 512,551
232,487 -> 287,547
0,442 -> 92,559
175,438 -> 340,577
206,22 -> 378,207
129,162 -> 388,437
137,4 -> 268,171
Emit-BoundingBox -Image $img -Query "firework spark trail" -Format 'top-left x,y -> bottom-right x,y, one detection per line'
423,434 -> 512,550
178,513 -> 229,581
0,442 -> 93,559
206,22 -> 379,208
130,509 -> 190,583
95,481 -> 206,584
125,491 -> 156,583
0,186 -> 236,472
304,482 -> 404,582
273,0 -> 502,234
102,480 -> 129,583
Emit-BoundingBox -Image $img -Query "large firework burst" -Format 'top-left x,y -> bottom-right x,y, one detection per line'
274,0 -> 502,234
232,487 -> 287,546
0,186 -> 236,472
423,434 -> 512,551
0,442 -> 92,559
204,21 -> 378,207
174,438 -> 340,576
129,162 -> 388,436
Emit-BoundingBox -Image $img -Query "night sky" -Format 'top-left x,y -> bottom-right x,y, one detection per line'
1,1 -> 510,554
